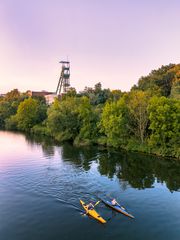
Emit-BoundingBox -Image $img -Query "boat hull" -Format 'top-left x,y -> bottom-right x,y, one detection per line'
101,199 -> 134,219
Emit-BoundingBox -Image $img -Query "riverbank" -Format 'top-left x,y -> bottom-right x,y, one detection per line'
29,126 -> 179,160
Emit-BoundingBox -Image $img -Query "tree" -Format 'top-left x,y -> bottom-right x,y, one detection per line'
47,97 -> 80,142
94,82 -> 102,94
66,87 -> 77,97
15,98 -> 46,131
170,81 -> 180,99
170,65 -> 180,99
126,90 -> 151,143
5,89 -> 20,101
5,115 -> 18,130
80,82 -> 111,105
132,64 -> 179,97
109,89 -> 122,101
0,101 -> 17,129
100,98 -> 129,147
0,90 -> 30,129
77,96 -> 100,144
148,96 -> 180,157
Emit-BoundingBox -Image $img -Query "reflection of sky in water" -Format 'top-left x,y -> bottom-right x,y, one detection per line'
0,132 -> 30,166
0,131 -> 58,168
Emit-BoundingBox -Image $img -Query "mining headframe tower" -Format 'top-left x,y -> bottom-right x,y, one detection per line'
28,60 -> 71,104
56,61 -> 70,95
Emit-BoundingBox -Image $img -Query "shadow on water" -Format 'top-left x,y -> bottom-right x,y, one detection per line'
25,134 -> 180,192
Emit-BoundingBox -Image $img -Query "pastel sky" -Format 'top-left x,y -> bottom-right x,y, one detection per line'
0,0 -> 180,93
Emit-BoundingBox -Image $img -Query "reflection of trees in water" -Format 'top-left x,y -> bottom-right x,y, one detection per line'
118,153 -> 155,189
61,144 -> 180,192
25,134 -> 55,158
23,134 -> 180,192
61,144 -> 99,171
41,144 -> 55,158
98,153 -> 120,179
154,159 -> 180,192
98,151 -> 180,192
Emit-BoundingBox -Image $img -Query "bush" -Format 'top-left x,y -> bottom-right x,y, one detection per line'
31,123 -> 51,136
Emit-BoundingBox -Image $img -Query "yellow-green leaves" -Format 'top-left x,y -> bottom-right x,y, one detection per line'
148,96 -> 180,157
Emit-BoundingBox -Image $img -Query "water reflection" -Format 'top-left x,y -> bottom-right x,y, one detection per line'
61,143 -> 99,171
25,134 -> 56,158
25,134 -> 180,192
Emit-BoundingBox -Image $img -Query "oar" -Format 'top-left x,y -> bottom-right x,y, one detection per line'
107,211 -> 117,222
94,200 -> 101,207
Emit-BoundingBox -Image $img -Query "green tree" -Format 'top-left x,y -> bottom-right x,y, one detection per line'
15,98 -> 46,131
66,87 -> 77,97
80,82 -> 111,105
47,97 -> 80,142
77,96 -> 100,144
148,96 -> 180,157
170,81 -> 180,99
5,115 -> 18,130
0,101 -> 17,129
126,90 -> 151,143
100,98 -> 129,147
170,65 -> 180,99
109,89 -> 122,101
132,64 -> 180,97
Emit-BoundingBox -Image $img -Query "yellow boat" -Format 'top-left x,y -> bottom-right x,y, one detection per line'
80,199 -> 106,224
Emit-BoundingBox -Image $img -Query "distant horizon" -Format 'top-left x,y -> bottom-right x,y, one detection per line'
0,0 -> 180,93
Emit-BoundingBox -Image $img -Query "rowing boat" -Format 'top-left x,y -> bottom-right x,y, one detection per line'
101,198 -> 134,219
80,199 -> 106,224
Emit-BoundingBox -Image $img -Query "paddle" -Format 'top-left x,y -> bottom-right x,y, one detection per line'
107,211 -> 117,222
94,200 -> 101,207
81,200 -> 101,216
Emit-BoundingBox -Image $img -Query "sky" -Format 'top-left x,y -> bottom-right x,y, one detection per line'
0,0 -> 180,93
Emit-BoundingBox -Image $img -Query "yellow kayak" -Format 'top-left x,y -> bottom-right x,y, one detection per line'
80,199 -> 106,224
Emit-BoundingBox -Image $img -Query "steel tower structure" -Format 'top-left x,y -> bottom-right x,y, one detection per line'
56,61 -> 70,95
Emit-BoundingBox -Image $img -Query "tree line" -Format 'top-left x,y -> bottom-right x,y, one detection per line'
0,63 -> 179,158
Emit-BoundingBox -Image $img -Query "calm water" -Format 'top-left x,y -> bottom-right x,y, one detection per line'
0,131 -> 180,240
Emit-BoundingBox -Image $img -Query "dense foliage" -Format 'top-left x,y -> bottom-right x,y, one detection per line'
0,64 -> 179,158
148,97 -> 180,158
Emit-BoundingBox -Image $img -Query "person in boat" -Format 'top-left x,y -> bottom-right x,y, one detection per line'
87,203 -> 94,210
111,198 -> 117,206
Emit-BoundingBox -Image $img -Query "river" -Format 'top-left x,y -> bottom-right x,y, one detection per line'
0,131 -> 180,240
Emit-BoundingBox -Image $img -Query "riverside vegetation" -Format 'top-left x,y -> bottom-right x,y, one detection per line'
0,64 -> 180,158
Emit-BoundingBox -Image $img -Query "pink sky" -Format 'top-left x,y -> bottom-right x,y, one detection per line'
0,0 -> 180,93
